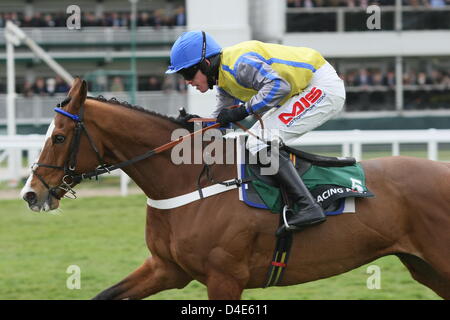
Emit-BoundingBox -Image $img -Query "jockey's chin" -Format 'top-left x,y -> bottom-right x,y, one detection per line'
191,82 -> 209,93
198,85 -> 209,93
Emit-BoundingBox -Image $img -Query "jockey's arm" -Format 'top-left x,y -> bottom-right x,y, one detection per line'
212,56 -> 291,118
211,88 -> 238,118
235,55 -> 291,115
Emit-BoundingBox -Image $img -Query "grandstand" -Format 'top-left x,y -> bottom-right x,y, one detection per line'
0,0 -> 449,135
283,0 -> 450,129
0,0 -> 187,135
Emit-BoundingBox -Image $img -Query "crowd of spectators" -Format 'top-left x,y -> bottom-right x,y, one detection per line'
143,74 -> 187,92
287,0 -> 450,7
108,75 -> 187,93
0,70 -> 447,112
3,68 -> 446,113
2,68 -> 448,97
286,0 -> 450,32
5,74 -> 187,97
0,6 -> 186,29
0,67 -> 447,96
338,67 -> 450,110
339,68 -> 450,88
20,76 -> 70,97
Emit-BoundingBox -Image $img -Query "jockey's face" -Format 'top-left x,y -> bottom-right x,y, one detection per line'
185,61 -> 210,93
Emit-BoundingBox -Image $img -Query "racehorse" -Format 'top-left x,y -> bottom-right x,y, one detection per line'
21,78 -> 450,299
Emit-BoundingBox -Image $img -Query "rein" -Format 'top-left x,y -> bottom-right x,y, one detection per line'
188,111 -> 267,145
76,122 -> 221,181
32,98 -> 220,200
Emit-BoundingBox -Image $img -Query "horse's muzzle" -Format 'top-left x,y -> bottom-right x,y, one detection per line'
23,191 -> 38,206
21,183 -> 60,212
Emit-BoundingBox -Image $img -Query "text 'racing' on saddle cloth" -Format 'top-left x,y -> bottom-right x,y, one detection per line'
238,153 -> 374,215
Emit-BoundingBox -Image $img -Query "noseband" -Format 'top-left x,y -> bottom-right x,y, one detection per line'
32,97 -> 107,200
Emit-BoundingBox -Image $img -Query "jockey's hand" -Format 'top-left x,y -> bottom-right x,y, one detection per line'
216,105 -> 249,127
176,108 -> 199,131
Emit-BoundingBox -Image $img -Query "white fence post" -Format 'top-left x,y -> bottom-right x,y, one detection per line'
428,141 -> 438,161
120,171 -> 130,197
352,142 -> 362,162
28,148 -> 40,167
392,142 -> 400,156
427,129 -> 438,161
342,143 -> 351,157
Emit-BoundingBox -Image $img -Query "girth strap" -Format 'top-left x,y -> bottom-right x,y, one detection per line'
147,179 -> 241,210
264,186 -> 294,288
264,222 -> 293,288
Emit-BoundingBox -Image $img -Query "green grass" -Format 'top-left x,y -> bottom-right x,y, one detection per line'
0,195 -> 441,300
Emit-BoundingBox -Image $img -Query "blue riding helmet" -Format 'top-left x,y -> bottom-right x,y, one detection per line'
166,30 -> 222,74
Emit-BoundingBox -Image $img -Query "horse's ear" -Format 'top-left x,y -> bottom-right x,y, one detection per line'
67,77 -> 82,97
68,78 -> 87,112
79,80 -> 88,103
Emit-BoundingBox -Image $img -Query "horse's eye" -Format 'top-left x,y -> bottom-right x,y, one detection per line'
53,135 -> 66,144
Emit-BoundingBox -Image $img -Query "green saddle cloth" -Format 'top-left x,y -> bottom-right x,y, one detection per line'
247,162 -> 371,214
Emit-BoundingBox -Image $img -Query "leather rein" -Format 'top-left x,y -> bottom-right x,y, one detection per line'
32,97 -> 220,200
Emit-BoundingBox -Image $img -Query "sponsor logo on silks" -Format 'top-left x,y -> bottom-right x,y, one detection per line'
278,87 -> 325,127
316,187 -> 359,203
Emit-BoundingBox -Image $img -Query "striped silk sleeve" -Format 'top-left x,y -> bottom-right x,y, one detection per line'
234,55 -> 291,114
211,87 -> 239,118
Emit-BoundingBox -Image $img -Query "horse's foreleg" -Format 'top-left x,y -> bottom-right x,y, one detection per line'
92,256 -> 192,300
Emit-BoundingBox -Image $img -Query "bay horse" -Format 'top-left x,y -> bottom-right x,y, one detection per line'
21,78 -> 450,299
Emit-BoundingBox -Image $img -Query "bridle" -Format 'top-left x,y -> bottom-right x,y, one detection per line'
31,97 -> 221,201
32,96 -> 108,200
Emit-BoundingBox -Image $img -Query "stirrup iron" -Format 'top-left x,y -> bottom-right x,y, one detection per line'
282,205 -> 298,231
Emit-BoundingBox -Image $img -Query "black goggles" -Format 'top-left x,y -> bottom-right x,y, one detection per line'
177,31 -> 207,81
178,64 -> 200,81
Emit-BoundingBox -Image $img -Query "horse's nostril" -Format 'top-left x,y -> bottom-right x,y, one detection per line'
24,191 -> 37,205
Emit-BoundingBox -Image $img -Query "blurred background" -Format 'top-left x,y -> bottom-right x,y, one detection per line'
0,0 -> 450,189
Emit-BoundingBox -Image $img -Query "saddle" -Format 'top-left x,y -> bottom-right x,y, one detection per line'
238,144 -> 373,216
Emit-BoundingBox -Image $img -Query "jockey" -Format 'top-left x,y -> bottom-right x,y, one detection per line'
166,30 -> 346,233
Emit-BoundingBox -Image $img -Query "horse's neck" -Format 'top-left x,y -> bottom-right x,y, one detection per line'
86,100 -> 214,199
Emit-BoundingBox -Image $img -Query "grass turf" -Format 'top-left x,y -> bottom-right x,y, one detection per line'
0,195 -> 440,300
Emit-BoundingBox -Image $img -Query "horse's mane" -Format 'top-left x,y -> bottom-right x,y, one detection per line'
86,95 -> 191,131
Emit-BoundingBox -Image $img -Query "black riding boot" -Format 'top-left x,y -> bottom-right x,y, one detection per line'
259,149 -> 326,234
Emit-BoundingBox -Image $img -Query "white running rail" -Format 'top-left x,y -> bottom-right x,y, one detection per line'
2,129 -> 450,194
